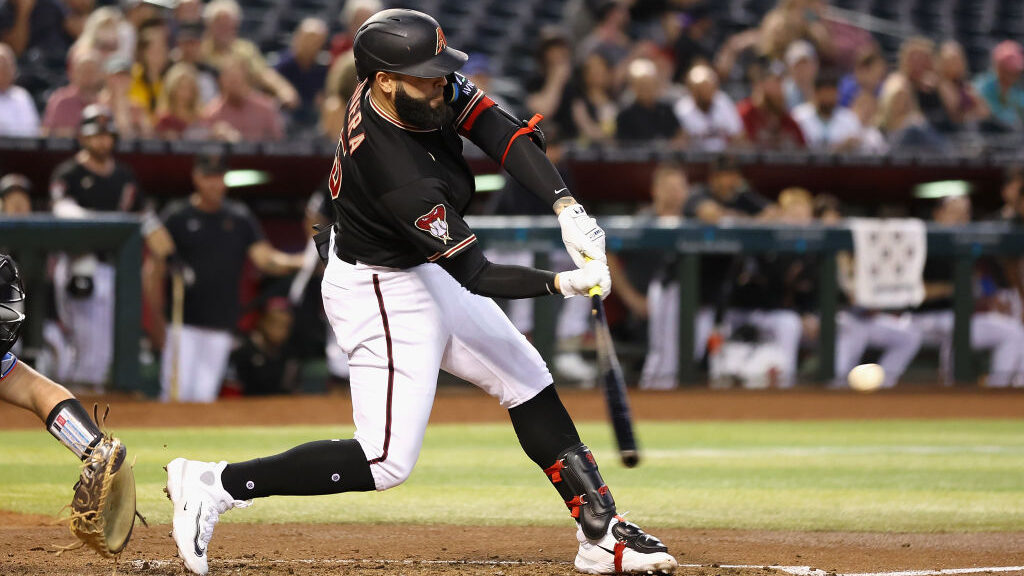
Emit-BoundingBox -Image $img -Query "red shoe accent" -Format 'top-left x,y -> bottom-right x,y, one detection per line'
598,485 -> 609,496
614,541 -> 625,573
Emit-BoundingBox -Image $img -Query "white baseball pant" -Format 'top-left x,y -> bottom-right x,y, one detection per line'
160,324 -> 233,402
321,246 -> 552,491
53,256 -> 115,387
834,311 -> 922,388
911,310 -> 1024,387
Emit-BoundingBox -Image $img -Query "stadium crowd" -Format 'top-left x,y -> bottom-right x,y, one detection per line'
3,0 -> 1024,395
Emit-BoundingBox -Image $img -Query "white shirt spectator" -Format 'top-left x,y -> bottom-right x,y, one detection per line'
792,103 -> 864,152
0,85 -> 40,137
673,91 -> 743,152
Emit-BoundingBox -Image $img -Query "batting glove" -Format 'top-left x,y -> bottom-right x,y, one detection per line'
557,260 -> 611,299
558,204 -> 606,268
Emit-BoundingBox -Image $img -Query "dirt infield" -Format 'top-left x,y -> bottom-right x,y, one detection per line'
3,387 -> 1023,429
2,389 -> 1023,576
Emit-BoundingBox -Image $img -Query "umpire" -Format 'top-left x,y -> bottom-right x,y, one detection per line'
151,153 -> 302,402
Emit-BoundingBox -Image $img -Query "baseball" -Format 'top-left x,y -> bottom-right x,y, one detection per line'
848,363 -> 885,392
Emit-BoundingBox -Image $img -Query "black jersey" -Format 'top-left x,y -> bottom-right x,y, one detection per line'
329,77 -> 485,269
50,158 -> 144,213
161,198 -> 264,330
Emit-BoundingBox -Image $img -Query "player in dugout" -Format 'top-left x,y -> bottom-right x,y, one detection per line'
164,8 -> 678,576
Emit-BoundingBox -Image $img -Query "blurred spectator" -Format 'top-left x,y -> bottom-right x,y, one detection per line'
169,20 -> 218,105
615,58 -> 683,145
526,27 -> 575,140
0,0 -> 72,57
200,0 -> 299,110
838,43 -> 887,126
225,297 -> 299,396
101,55 -> 152,139
203,54 -> 284,142
973,40 -> 1024,133
155,62 -> 238,141
936,41 -> 990,131
328,0 -> 380,63
175,0 -> 201,24
783,40 -> 817,110
899,37 -> 956,134
911,195 -> 1024,388
129,19 -> 170,117
670,2 -> 715,83
117,0 -> 169,65
714,9 -> 798,87
673,63 -> 743,151
75,7 -> 123,67
50,104 -> 173,387
987,165 -> 1023,222
792,68 -> 883,153
684,156 -> 769,223
0,42 -> 39,136
274,17 -> 328,129
578,0 -> 632,69
0,173 -> 32,214
41,48 -> 105,138
153,153 -> 303,402
571,51 -> 618,145
875,73 -> 948,152
737,58 -> 806,150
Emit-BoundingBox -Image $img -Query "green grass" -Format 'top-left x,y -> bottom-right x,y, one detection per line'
1,420 -> 1023,532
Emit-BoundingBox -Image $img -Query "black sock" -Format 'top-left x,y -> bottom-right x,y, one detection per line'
46,399 -> 102,460
508,384 -> 581,468
220,439 -> 376,500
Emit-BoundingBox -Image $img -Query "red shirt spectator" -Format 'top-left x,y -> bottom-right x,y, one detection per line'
41,48 -> 105,137
737,58 -> 805,149
203,56 -> 283,141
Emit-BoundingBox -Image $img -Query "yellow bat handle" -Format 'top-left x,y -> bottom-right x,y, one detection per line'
585,256 -> 602,297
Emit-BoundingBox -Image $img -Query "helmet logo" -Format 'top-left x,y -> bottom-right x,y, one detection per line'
435,27 -> 446,56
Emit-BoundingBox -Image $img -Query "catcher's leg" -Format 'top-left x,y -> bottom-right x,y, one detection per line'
0,359 -> 101,459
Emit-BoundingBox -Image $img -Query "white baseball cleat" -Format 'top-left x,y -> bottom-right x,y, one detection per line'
164,458 -> 251,575
574,517 -> 678,574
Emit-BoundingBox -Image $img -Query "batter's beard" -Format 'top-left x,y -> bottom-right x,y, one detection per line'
395,82 -> 445,129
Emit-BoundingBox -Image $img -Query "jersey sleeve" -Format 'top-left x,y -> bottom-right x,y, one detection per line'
120,165 -> 145,213
377,178 -> 478,262
49,161 -> 73,205
238,203 -> 266,248
1,352 -> 17,380
444,72 -> 571,204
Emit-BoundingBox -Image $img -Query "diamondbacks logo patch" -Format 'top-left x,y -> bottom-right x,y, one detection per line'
435,27 -> 446,55
415,204 -> 451,244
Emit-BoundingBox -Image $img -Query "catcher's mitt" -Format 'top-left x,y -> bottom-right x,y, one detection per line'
63,406 -> 145,558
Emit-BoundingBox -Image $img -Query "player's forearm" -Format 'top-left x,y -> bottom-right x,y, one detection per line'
501,135 -> 574,210
0,362 -> 74,422
438,246 -> 557,299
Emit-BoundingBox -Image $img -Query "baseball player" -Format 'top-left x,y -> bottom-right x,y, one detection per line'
49,104 -> 174,387
0,254 -> 105,458
165,9 -> 677,576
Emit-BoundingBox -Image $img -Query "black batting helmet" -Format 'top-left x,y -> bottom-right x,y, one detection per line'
0,254 -> 25,358
353,9 -> 467,81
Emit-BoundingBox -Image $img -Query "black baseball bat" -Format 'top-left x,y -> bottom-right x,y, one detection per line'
590,291 -> 639,467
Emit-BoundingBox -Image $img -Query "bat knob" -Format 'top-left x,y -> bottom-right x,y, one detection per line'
620,450 -> 639,468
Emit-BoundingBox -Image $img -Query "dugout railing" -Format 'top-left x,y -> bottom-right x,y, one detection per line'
2,214 -> 1022,394
469,216 -> 1024,385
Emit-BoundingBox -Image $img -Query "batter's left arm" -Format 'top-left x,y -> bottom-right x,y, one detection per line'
447,73 -> 606,267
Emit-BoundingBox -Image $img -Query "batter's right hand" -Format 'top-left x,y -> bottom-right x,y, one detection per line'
556,260 -> 611,299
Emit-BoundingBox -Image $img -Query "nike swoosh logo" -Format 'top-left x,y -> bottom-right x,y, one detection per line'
554,188 -> 568,196
598,545 -> 616,555
193,503 -> 205,557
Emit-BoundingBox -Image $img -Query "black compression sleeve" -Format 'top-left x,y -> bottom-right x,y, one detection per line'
501,135 -> 573,204
437,243 -> 558,299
